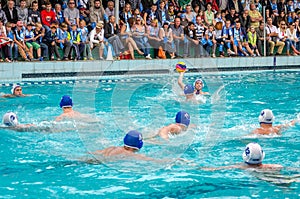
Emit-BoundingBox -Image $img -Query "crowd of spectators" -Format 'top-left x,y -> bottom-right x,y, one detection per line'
0,0 -> 300,62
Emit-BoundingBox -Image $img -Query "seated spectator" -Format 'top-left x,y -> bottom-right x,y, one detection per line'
239,10 -> 251,31
214,21 -> 225,57
5,22 -> 17,62
266,17 -> 285,55
79,6 -> 90,24
24,22 -> 42,61
14,21 -> 34,61
170,17 -> 184,57
147,19 -> 162,58
0,3 -> 7,25
247,26 -> 261,56
119,3 -> 132,25
4,0 -> 18,25
183,22 -> 199,58
105,1 -> 114,20
133,8 -> 141,20
67,23 -> 81,60
0,20 -> 12,62
221,20 -> 235,56
226,7 -> 239,27
232,21 -> 254,56
157,1 -> 170,26
256,22 -> 269,56
90,0 -> 106,28
57,22 -> 72,60
270,0 -> 279,16
131,16 -> 152,59
41,2 -> 56,33
54,3 -> 64,24
184,4 -> 196,23
28,1 -> 41,24
203,24 -> 217,57
249,3 -> 263,29
104,15 -> 125,59
89,22 -> 105,60
120,17 -> 144,59
33,22 -> 49,60
277,10 -> 287,27
64,0 -> 80,27
143,4 -> 158,26
159,22 -> 176,59
78,20 -> 93,60
281,21 -> 300,55
17,0 -> 28,24
195,15 -> 208,57
228,0 -> 244,15
168,3 -> 178,24
43,24 -> 61,61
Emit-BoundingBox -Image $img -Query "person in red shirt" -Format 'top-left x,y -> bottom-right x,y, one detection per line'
40,2 -> 56,32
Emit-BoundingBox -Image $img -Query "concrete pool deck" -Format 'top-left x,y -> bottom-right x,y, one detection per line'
0,56 -> 300,83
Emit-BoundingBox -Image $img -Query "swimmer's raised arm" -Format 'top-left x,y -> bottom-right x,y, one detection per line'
177,72 -> 186,90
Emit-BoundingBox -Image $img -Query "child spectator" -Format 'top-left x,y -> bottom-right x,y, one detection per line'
204,24 -> 217,57
14,21 -> 34,61
5,22 -> 16,62
57,22 -> 72,60
78,20 -> 93,60
25,22 -> 43,61
43,24 -> 61,60
34,22 -> 49,60
67,23 -> 80,60
247,26 -> 261,56
0,20 -> 12,62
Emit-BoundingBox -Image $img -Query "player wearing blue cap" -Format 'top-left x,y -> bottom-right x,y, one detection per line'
2,85 -> 29,98
251,109 -> 299,135
55,95 -> 83,121
178,72 -> 209,96
157,111 -> 191,140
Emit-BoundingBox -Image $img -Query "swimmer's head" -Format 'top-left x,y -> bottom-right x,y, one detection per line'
184,84 -> 194,95
242,143 -> 265,165
3,112 -> 18,127
194,79 -> 204,90
123,130 -> 143,150
59,95 -> 73,108
258,109 -> 274,124
175,111 -> 190,127
11,84 -> 22,95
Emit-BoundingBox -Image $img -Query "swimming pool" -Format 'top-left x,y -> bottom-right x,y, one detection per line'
0,70 -> 299,198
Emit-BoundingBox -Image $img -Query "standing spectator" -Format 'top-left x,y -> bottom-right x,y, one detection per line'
43,24 -> 61,60
28,1 -> 40,24
228,0 -> 244,15
41,2 -> 56,33
131,16 -> 152,59
90,0 -> 106,27
204,3 -> 214,26
119,3 -> 132,25
256,22 -> 268,56
78,19 -> 93,60
147,19 -> 161,58
144,4 -> 158,26
249,3 -> 263,29
64,0 -> 80,27
0,4 -> 7,25
4,0 -> 18,25
14,21 -> 33,61
171,17 -> 184,56
89,22 -> 105,60
33,22 -> 49,60
157,1 -> 170,26
105,1 -> 114,19
159,22 -> 176,58
266,17 -> 285,55
17,0 -> 28,24
183,22 -> 199,58
104,15 -> 125,58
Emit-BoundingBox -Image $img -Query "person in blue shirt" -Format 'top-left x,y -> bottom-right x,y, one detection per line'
78,19 -> 93,60
24,22 -> 43,61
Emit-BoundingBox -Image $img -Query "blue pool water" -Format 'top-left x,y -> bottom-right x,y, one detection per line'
0,70 -> 299,198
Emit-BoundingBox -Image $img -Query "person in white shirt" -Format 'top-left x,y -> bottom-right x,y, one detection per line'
89,22 -> 105,60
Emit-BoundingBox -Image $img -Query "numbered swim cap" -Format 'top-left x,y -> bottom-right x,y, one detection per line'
184,84 -> 194,95
3,112 -> 18,127
60,95 -> 73,108
11,84 -> 21,94
175,111 -> 190,127
123,130 -> 143,150
242,143 -> 265,165
258,109 -> 274,124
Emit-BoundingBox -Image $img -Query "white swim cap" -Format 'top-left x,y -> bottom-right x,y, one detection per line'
11,84 -> 21,94
242,143 -> 265,165
258,109 -> 274,124
3,112 -> 18,127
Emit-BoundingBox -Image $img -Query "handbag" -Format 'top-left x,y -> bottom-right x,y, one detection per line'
158,46 -> 166,59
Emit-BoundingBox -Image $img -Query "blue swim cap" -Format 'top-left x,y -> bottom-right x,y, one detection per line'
184,84 -> 194,95
123,130 -> 143,150
59,95 -> 73,108
175,111 -> 190,127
